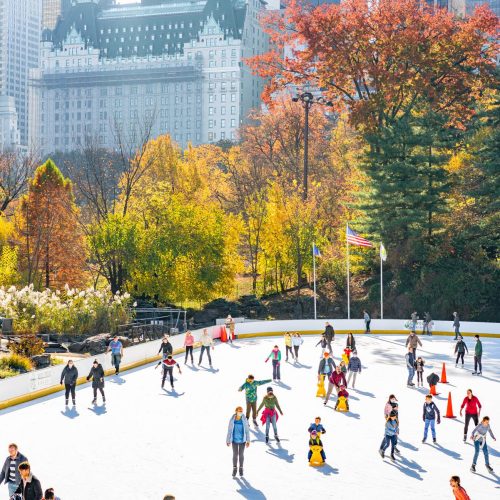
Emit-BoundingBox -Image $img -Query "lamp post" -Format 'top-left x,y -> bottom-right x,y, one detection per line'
292,92 -> 332,200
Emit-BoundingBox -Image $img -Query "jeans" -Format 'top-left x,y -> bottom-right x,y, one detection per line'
8,482 -> 19,497
347,371 -> 357,388
232,442 -> 245,468
265,412 -> 278,436
474,355 -> 482,373
381,434 -> 397,454
454,326 -> 460,339
407,367 -> 415,385
293,346 -> 300,358
464,413 -> 479,438
456,352 -> 465,365
423,322 -> 431,335
185,345 -> 194,363
111,353 -> 121,371
285,346 -> 294,360
246,401 -> 257,420
199,346 -> 212,365
162,367 -> 174,387
272,360 -> 280,380
65,383 -> 76,401
365,320 -> 371,333
473,439 -> 489,466
424,419 -> 436,440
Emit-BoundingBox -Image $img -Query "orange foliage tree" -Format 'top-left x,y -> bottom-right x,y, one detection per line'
14,159 -> 87,289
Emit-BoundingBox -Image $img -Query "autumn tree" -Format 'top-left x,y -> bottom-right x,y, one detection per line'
14,160 -> 87,289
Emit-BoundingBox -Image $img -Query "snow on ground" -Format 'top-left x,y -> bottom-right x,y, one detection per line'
1,335 -> 499,499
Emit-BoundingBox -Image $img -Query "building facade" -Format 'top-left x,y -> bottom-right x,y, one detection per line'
30,0 -> 271,155
0,0 -> 41,150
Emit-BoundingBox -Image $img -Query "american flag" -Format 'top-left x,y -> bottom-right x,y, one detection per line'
346,225 -> 373,248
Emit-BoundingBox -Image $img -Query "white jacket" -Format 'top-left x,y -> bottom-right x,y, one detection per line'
200,334 -> 214,347
292,336 -> 303,347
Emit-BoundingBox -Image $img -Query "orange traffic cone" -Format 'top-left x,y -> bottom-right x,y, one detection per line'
430,384 -> 438,396
441,363 -> 448,384
444,391 -> 456,418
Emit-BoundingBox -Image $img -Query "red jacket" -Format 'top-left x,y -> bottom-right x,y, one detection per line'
460,396 -> 481,415
453,486 -> 470,500
329,371 -> 347,387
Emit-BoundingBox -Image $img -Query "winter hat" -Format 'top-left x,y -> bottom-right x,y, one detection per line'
310,430 -> 317,436
390,410 -> 397,417
266,386 -> 274,393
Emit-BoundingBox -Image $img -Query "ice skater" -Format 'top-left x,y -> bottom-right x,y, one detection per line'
346,332 -> 356,351
323,322 -> 335,353
308,431 -> 326,463
422,394 -> 441,443
226,406 -> 250,478
383,395 -> 401,454
455,336 -> 468,368
0,443 -> 28,498
238,375 -> 271,425
379,410 -> 399,461
158,335 -> 173,360
406,331 -> 422,359
292,333 -> 303,361
470,416 -> 495,474
87,359 -> 105,405
284,333 -> 294,361
415,356 -> 425,387
324,365 -> 347,405
422,312 -> 432,335
318,352 -> 335,380
107,334 -> 123,375
198,328 -> 214,367
363,310 -> 371,333
460,389 -> 482,443
315,335 -> 328,358
225,315 -> 235,344
453,312 -> 461,340
449,476 -> 470,500
60,359 -> 78,406
347,350 -> 361,388
265,345 -> 282,381
472,335 -> 482,375
308,417 -> 326,435
406,346 -> 416,387
334,385 -> 349,411
158,354 -> 182,390
257,387 -> 283,443
14,462 -> 42,500
184,330 -> 194,364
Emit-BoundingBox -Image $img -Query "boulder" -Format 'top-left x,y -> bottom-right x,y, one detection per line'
31,354 -> 51,369
82,333 -> 111,355
68,342 -> 85,353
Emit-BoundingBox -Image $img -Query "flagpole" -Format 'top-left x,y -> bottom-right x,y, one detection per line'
380,247 -> 384,320
346,223 -> 350,320
313,243 -> 317,320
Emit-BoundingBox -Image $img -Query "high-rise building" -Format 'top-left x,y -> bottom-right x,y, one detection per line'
0,0 -> 41,150
449,0 -> 499,17
42,0 -> 62,30
30,0 -> 273,155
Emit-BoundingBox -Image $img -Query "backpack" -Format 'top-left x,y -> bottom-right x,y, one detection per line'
426,373 -> 439,386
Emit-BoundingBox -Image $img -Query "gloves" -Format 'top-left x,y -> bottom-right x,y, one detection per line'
437,418 -> 441,424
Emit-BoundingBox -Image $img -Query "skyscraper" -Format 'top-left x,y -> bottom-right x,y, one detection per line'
42,0 -> 73,30
0,0 -> 41,149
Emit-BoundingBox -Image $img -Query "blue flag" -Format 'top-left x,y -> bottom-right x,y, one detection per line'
313,244 -> 321,257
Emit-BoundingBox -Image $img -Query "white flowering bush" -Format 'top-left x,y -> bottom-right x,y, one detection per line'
0,285 -> 131,336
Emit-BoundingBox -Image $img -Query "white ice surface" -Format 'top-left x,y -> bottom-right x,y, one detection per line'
1,335 -> 499,499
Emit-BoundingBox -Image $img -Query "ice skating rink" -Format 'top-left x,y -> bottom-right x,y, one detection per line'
1,335 -> 499,499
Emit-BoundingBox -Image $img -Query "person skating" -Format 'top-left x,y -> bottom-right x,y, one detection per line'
405,331 -> 422,359
346,333 -> 356,351
315,335 -> 328,358
308,431 -> 326,463
363,310 -> 371,333
318,352 -> 335,379
106,334 -> 123,375
415,356 -> 425,387
460,389 -> 482,443
198,328 -> 214,367
308,416 -> 326,435
422,312 -> 432,336
158,354 -> 182,389
265,345 -> 282,381
157,335 -> 173,360
59,359 -> 78,406
472,335 -> 482,375
225,315 -> 235,344
410,311 -> 418,333
323,322 -> 335,353
347,350 -> 362,389
406,346 -> 416,387
14,462 -> 42,500
449,476 -> 471,500
0,443 -> 28,498
86,359 -> 105,405
284,333 -> 294,362
383,395 -> 401,454
453,312 -> 461,340
379,410 -> 399,461
292,333 -> 303,361
334,385 -> 349,411
226,406 -> 250,477
183,330 -> 194,364
257,387 -> 283,443
324,365 -> 347,405
422,394 -> 441,443
238,375 -> 272,425
454,337 -> 468,368
470,416 -> 496,474
43,487 -> 61,500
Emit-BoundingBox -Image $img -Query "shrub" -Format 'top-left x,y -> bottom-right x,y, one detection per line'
10,335 -> 45,358
0,368 -> 16,379
0,353 -> 33,373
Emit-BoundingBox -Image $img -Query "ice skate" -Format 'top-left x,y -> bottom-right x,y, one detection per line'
378,449 -> 384,458
232,467 -> 237,478
265,435 -> 269,444
239,467 -> 244,477
470,464 -> 476,473
486,465 -> 494,474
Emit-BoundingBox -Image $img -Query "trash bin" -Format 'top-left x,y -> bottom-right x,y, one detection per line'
1,318 -> 13,334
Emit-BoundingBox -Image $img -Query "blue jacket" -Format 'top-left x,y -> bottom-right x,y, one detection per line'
318,358 -> 336,375
348,356 -> 362,373
226,414 -> 250,444
385,419 -> 399,437
423,402 -> 440,421
308,423 -> 326,434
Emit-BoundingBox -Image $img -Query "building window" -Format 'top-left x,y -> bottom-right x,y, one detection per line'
231,107 -> 236,115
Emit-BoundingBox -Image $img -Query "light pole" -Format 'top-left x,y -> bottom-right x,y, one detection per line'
292,92 -> 332,200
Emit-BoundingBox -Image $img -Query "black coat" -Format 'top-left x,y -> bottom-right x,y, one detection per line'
15,474 -> 43,500
87,364 -> 105,389
346,335 -> 356,350
60,365 -> 78,385
0,452 -> 28,485
324,325 -> 335,341
158,341 -> 173,356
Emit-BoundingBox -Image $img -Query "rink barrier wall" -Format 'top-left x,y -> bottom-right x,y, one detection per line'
1,319 -> 499,410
